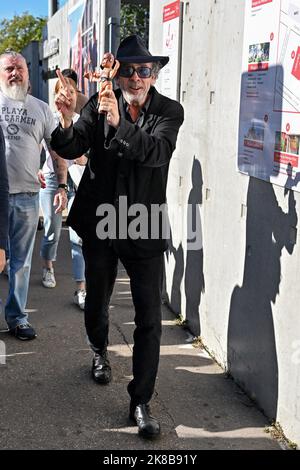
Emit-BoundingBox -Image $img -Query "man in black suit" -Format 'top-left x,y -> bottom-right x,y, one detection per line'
51,35 -> 184,438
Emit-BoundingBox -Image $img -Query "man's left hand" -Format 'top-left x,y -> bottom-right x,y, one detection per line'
53,188 -> 68,214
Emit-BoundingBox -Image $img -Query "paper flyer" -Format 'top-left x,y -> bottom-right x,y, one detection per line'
238,0 -> 300,191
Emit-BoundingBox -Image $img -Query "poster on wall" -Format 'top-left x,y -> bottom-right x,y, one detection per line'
68,0 -> 99,97
160,0 -> 182,100
238,0 -> 300,191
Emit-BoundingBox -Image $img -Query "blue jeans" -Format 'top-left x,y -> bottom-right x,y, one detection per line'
40,173 -> 62,262
68,192 -> 85,282
5,192 -> 40,328
40,173 -> 85,282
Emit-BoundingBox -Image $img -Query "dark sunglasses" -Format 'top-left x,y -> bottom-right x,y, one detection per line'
119,65 -> 153,79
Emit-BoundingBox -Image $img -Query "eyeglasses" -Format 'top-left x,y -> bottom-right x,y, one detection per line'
119,65 -> 153,79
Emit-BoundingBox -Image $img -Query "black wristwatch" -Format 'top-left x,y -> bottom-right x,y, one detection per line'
58,183 -> 68,192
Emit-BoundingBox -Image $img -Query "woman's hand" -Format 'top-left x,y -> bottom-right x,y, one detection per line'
54,69 -> 77,127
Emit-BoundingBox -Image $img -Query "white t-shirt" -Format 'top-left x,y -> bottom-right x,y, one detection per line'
0,91 -> 56,194
42,112 -> 84,186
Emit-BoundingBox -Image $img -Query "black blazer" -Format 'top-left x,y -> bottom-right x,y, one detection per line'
51,87 -> 184,258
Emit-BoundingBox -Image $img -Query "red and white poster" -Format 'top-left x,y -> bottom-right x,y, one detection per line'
238,0 -> 300,191
68,0 -> 99,97
160,0 -> 182,100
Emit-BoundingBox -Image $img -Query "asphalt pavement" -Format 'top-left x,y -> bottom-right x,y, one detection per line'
0,228 -> 283,451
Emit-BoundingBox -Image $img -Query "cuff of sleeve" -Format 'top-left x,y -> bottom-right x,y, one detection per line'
105,119 -> 133,153
51,121 -> 74,146
58,120 -> 74,135
114,118 -> 133,141
52,122 -> 73,139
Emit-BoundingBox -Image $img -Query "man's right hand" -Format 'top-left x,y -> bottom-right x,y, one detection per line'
38,170 -> 46,189
55,69 -> 76,127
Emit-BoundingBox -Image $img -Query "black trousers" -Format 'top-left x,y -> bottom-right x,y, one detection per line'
82,237 -> 163,406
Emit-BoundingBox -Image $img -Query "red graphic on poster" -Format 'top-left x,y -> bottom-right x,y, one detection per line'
274,130 -> 300,167
291,47 -> 300,80
248,62 -> 269,71
244,139 -> 264,150
252,0 -> 272,7
274,152 -> 298,167
163,0 -> 180,23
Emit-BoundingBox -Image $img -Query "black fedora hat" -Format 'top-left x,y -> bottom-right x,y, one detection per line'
116,35 -> 169,68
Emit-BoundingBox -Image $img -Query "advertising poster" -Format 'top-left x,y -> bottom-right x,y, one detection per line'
68,0 -> 99,97
160,0 -> 182,100
238,0 -> 300,191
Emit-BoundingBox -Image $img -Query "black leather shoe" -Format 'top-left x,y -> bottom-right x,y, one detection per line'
91,352 -> 111,384
129,404 -> 160,438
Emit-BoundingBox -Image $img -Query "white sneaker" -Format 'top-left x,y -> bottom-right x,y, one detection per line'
42,268 -> 56,288
74,289 -> 86,310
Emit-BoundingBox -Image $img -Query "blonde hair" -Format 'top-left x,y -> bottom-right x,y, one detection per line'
54,77 -> 77,94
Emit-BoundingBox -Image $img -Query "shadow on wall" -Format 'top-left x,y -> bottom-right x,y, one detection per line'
229,62 -> 300,420
185,157 -> 205,337
167,157 -> 205,338
227,177 -> 297,420
167,239 -> 184,317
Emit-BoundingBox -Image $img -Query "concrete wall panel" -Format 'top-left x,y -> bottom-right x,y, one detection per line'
150,0 -> 300,446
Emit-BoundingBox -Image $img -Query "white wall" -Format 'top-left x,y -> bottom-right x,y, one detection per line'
46,3 -> 70,110
150,0 -> 300,446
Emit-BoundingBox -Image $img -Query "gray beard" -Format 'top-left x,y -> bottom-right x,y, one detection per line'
122,89 -> 147,107
0,80 -> 28,102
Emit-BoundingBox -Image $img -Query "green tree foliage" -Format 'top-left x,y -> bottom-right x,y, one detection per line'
120,3 -> 149,45
0,12 -> 47,55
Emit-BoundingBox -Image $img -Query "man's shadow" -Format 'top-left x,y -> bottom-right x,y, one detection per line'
166,158 -> 204,338
184,158 -> 205,337
166,239 -> 184,315
227,177 -> 297,420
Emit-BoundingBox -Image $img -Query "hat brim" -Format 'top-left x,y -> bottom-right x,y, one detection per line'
117,55 -> 169,68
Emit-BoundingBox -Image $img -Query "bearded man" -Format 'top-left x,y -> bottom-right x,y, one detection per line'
0,50 -> 67,340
